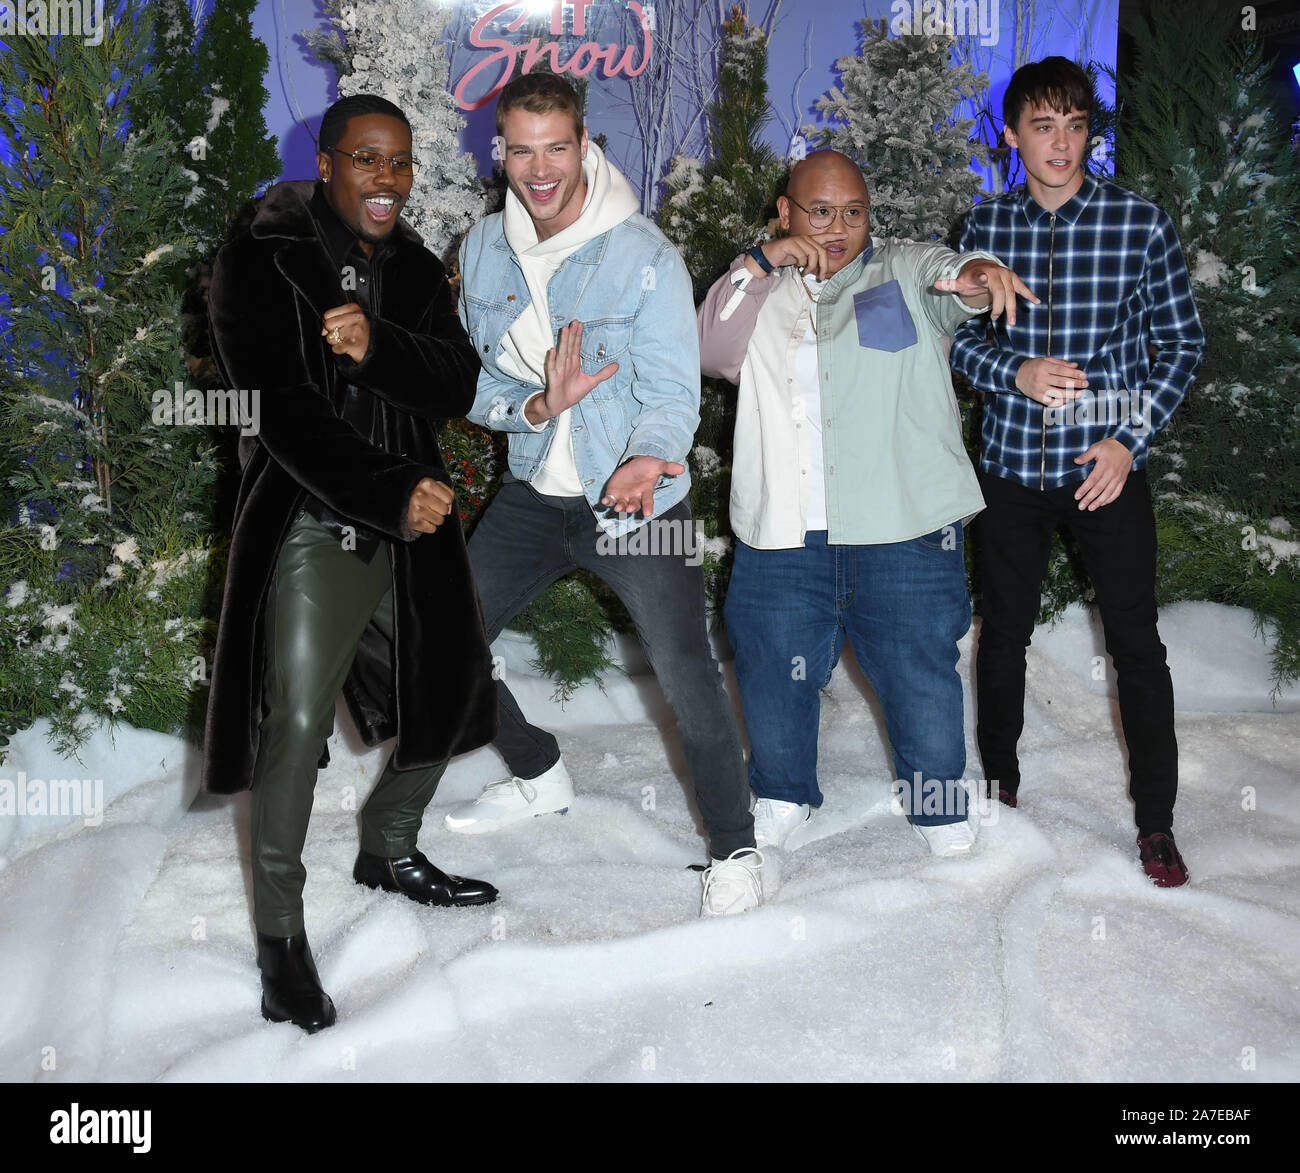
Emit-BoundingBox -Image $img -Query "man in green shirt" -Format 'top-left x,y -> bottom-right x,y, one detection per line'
699,150 -> 1031,857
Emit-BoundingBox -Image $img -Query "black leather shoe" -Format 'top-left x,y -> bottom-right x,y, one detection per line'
353,849 -> 498,906
256,931 -> 337,1033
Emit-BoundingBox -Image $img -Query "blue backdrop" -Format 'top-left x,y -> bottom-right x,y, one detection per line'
252,0 -> 1119,205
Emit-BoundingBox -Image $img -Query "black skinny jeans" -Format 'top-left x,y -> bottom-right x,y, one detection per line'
974,468 -> 1178,833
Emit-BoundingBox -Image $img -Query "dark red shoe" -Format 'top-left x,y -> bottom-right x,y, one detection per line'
1137,831 -> 1189,887
985,780 -> 1018,807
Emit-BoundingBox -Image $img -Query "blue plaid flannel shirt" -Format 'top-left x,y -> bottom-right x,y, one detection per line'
951,174 -> 1205,490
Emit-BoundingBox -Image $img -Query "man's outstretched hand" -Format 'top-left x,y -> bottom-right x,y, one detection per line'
600,456 -> 686,517
933,259 -> 1039,325
408,477 -> 456,534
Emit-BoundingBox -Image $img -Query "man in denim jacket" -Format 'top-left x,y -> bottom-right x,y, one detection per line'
699,150 -> 1032,858
452,74 -> 761,915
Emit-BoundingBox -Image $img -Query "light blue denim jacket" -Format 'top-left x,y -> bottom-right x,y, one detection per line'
458,211 -> 699,536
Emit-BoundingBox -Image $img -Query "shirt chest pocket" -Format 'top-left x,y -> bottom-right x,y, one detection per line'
577,319 -> 633,396
464,292 -> 514,355
853,281 -> 917,353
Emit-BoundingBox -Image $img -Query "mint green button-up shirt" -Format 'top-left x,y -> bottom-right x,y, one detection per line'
699,238 -> 998,548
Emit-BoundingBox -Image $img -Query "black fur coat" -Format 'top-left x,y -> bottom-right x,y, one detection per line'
201,179 -> 496,794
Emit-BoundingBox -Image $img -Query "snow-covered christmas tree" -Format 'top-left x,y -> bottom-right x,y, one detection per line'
309,0 -> 485,262
661,6 -> 785,298
137,0 -> 281,430
138,0 -> 280,257
0,4 -> 220,756
1111,0 -> 1300,688
810,20 -> 988,242
660,5 -> 787,621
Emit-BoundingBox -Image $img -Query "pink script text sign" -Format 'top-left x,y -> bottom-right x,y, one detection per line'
454,1 -> 654,111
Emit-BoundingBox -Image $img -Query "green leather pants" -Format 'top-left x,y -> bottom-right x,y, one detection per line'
250,511 -> 447,937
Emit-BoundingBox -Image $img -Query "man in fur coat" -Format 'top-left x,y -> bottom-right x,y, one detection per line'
203,95 -> 498,1032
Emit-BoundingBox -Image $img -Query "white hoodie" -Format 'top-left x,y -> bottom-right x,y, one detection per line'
498,141 -> 640,494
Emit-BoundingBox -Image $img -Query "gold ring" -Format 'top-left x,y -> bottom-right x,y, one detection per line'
329,327 -> 343,344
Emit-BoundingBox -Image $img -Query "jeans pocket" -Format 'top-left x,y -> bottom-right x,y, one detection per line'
915,524 -> 964,552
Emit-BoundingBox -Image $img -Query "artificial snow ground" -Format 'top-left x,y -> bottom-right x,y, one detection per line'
3,601 -> 1298,1083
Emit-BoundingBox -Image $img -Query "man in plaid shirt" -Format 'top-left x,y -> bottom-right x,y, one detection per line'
951,56 -> 1205,886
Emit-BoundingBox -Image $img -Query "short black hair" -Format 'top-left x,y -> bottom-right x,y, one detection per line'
318,94 -> 411,153
1002,57 -> 1094,131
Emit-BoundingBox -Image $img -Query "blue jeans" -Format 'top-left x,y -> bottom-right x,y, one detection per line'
723,528 -> 972,826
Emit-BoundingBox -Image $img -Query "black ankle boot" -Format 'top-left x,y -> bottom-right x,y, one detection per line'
354,849 -> 498,906
256,931 -> 337,1033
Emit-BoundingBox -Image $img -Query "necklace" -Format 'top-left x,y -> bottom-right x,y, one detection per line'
802,278 -> 820,337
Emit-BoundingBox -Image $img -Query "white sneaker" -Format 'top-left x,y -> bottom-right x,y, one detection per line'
443,758 -> 574,834
911,818 -> 977,858
700,848 -> 765,916
752,797 -> 812,849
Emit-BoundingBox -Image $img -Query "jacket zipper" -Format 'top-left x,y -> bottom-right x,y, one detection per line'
1040,211 -> 1057,491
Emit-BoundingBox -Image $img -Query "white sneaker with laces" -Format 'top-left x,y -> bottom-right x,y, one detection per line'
443,758 -> 574,835
752,797 -> 812,850
700,848 -> 765,916
911,814 -> 978,858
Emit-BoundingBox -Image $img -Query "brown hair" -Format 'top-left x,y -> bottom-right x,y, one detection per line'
495,72 -> 584,141
1003,56 -> 1094,131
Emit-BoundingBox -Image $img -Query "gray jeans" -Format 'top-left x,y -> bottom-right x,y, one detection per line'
467,476 -> 754,859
